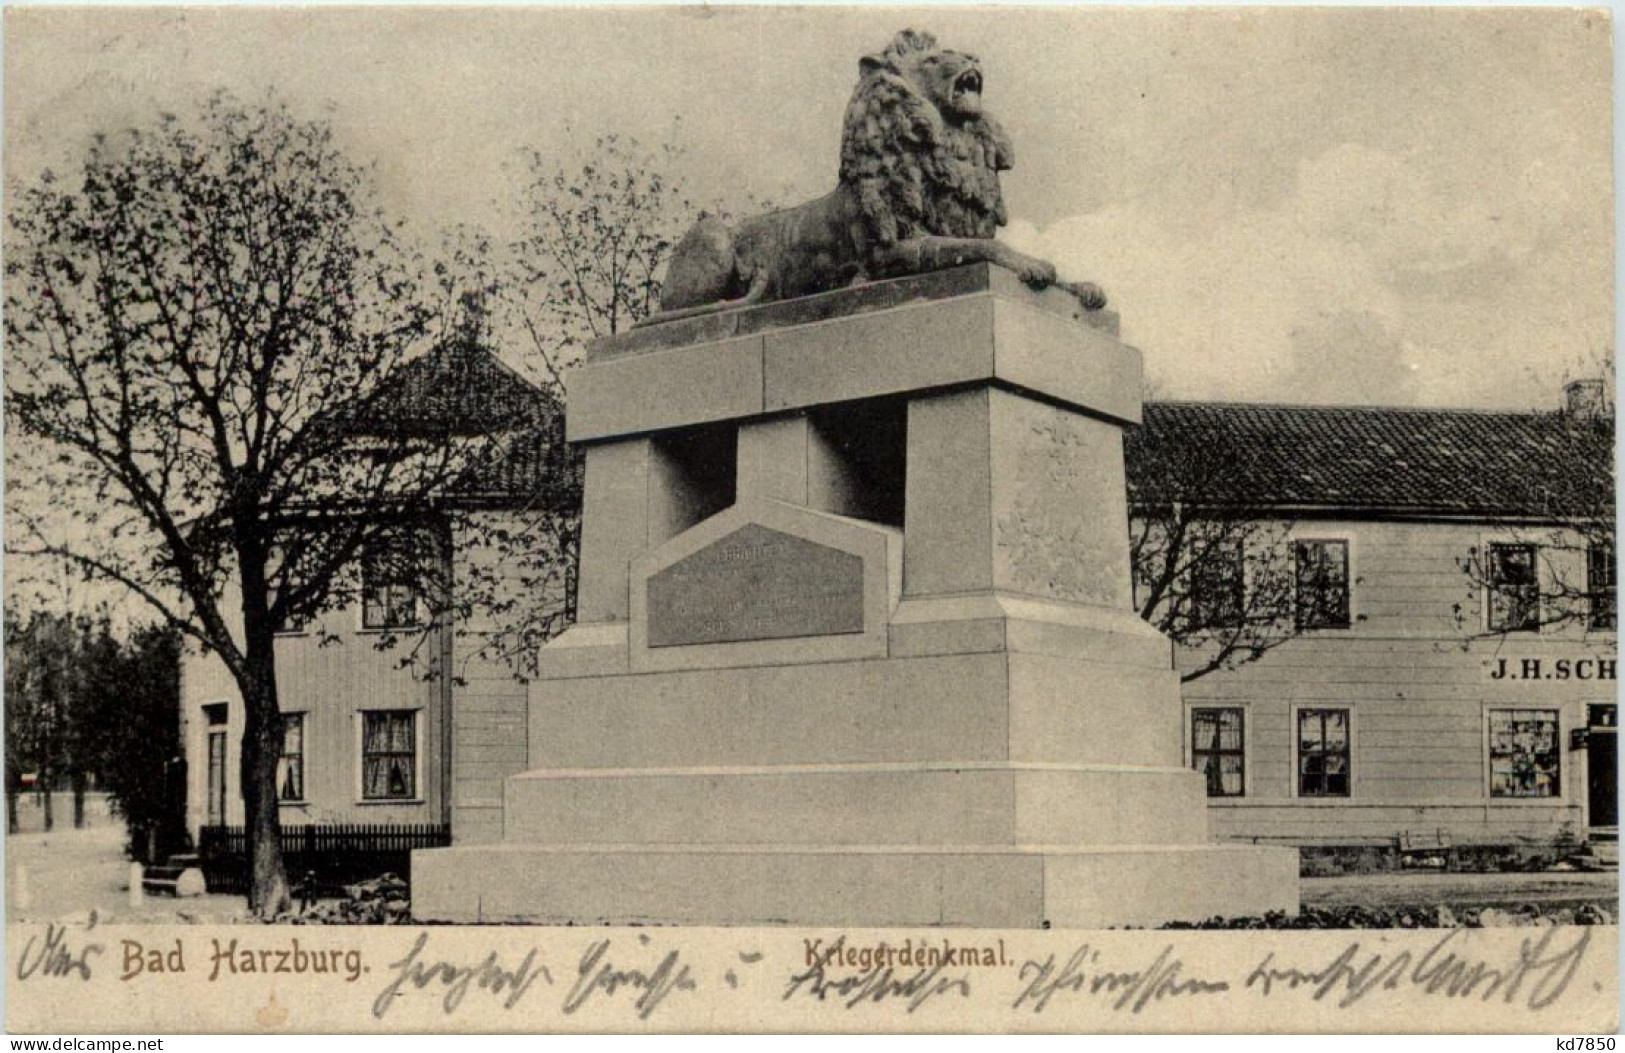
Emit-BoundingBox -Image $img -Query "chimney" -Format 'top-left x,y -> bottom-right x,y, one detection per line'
1563,378 -> 1611,420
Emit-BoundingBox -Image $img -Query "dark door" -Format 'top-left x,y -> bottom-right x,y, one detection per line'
207,730 -> 227,825
1587,704 -> 1617,829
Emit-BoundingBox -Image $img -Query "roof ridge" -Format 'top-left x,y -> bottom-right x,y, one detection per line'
1144,398 -> 1561,417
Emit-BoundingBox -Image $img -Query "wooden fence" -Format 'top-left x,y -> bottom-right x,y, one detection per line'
197,822 -> 451,895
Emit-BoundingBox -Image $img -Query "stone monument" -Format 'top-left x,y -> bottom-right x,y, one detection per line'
413,31 -> 1298,927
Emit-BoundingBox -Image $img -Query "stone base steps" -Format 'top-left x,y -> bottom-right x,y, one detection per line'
1575,830 -> 1618,871
411,842 -> 1300,928
501,762 -> 1211,848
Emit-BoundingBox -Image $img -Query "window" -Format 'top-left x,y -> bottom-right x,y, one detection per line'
273,591 -> 313,635
361,711 -> 417,800
278,714 -> 305,802
1589,544 -> 1616,630
1294,539 -> 1350,629
361,545 -> 421,630
1488,543 -> 1539,632
204,703 -> 228,825
1190,707 -> 1245,797
1488,709 -> 1560,798
1297,708 -> 1351,797
1190,538 -> 1245,628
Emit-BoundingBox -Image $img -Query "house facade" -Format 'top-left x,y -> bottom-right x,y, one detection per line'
1132,388 -> 1616,854
178,339 -> 568,844
180,364 -> 1614,860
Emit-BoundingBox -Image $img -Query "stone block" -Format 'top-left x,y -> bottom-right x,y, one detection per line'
764,296 -> 994,412
526,653 -> 1012,769
884,593 -> 1175,666
570,265 -> 1140,444
412,845 -> 1048,927
627,499 -> 900,673
574,441 -> 653,623
500,763 -> 1209,847
568,335 -> 764,442
532,622 -> 630,680
411,843 -> 1299,928
989,391 -> 1133,609
736,415 -> 813,504
1007,652 -> 1186,768
904,389 -> 995,597
992,298 -> 1141,425
584,265 -> 1120,363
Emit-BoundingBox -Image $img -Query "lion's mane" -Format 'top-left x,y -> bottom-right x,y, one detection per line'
838,29 -> 1014,249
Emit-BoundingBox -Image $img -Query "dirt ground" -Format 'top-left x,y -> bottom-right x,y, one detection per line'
1302,869 -> 1618,911
7,820 -> 247,924
6,816 -> 1618,925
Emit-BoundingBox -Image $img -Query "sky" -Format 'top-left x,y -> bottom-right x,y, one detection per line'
4,5 -> 1614,409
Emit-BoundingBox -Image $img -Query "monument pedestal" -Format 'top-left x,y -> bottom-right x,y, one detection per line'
414,265 -> 1298,927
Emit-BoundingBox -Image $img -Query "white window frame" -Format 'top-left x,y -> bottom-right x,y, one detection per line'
1187,530 -> 1249,631
1482,704 -> 1565,804
353,709 -> 425,805
357,544 -> 424,633
1289,531 -> 1357,633
277,711 -> 308,805
1482,536 -> 1543,635
200,701 -> 232,826
1183,701 -> 1251,799
1290,704 -> 1357,800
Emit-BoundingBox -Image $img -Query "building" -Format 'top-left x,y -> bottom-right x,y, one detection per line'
177,337 -> 571,845
1129,383 -> 1615,859
179,355 -> 1614,863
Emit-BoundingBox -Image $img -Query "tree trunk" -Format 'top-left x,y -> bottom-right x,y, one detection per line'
72,771 -> 87,829
238,617 -> 290,920
6,771 -> 19,835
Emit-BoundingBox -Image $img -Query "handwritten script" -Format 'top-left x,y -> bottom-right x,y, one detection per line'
1246,927 -> 1593,1011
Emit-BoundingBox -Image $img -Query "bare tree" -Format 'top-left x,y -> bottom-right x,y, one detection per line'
423,134 -> 697,681
1127,403 -> 1351,683
1453,389 -> 1615,638
5,94 -> 500,917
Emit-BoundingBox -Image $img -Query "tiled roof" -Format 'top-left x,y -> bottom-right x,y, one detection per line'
1127,401 -> 1614,519
334,339 -> 569,499
346,338 -> 557,438
450,416 -> 583,501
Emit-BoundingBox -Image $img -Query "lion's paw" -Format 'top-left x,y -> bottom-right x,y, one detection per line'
1017,257 -> 1057,288
1071,282 -> 1108,310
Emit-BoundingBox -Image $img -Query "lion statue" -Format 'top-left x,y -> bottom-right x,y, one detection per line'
647,29 -> 1105,324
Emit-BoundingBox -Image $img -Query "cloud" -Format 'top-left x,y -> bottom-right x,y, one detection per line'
1005,140 -> 1608,409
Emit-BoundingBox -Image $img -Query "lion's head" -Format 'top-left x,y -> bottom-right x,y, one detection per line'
840,29 -> 1013,247
869,28 -> 986,123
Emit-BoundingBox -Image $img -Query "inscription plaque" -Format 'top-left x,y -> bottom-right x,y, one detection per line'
646,523 -> 865,647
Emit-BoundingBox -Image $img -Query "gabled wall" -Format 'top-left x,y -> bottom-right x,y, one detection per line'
178,508 -> 561,840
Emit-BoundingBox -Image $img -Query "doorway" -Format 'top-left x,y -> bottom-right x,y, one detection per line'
1587,703 -> 1617,831
204,703 -> 229,826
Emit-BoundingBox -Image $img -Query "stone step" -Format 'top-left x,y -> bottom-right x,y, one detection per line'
526,650 -> 1185,773
501,762 -> 1210,848
412,842 -> 1300,928
1577,839 -> 1619,870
